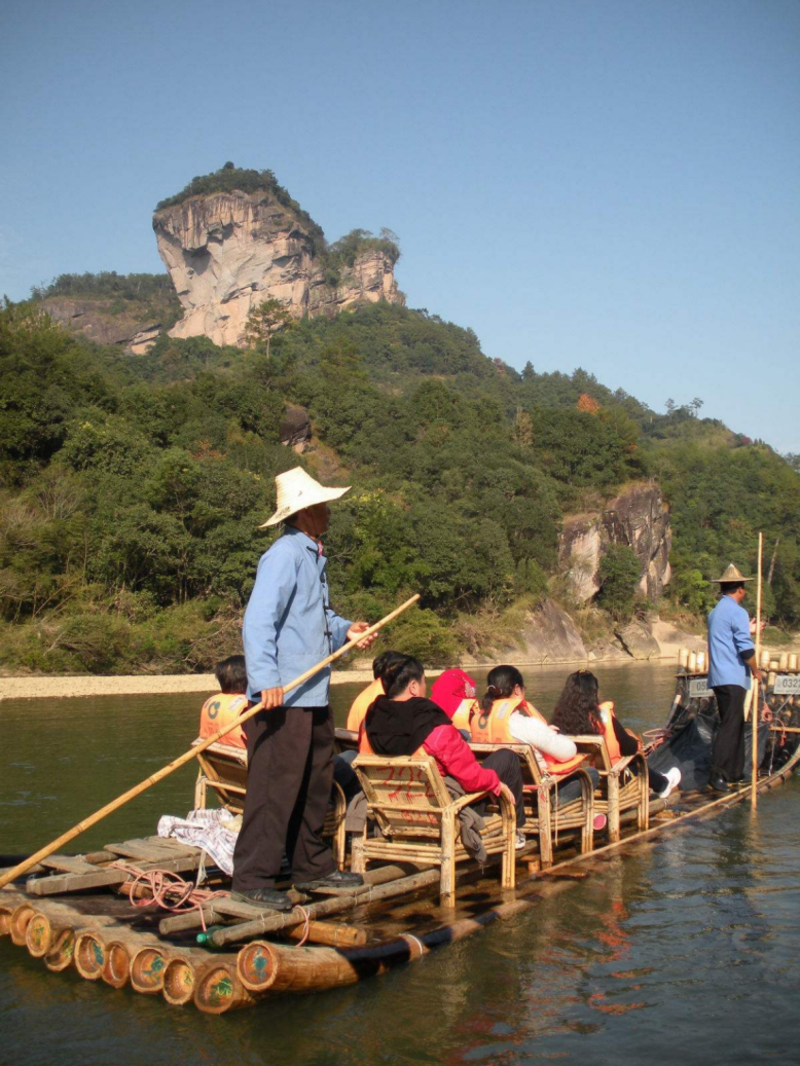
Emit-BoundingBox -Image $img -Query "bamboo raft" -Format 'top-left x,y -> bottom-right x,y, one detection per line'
2,667 -> 799,1014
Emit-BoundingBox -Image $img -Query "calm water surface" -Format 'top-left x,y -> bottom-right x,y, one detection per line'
2,661 -> 798,1065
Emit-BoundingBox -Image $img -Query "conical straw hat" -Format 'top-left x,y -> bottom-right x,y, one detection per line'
713,562 -> 753,583
260,467 -> 350,528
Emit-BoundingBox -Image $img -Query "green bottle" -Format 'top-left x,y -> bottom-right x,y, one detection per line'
196,925 -> 227,949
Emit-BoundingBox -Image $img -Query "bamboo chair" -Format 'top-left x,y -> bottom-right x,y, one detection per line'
470,742 -> 595,867
571,736 -> 649,842
351,753 -> 516,907
192,740 -> 348,870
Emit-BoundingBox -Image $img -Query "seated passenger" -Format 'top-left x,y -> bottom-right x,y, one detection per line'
473,664 -> 602,813
550,671 -> 681,799
362,654 -> 527,847
430,667 -> 478,737
346,650 -> 406,733
199,655 -> 249,748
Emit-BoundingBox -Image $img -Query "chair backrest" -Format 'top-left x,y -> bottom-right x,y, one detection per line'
193,740 -> 248,814
571,735 -> 613,771
353,753 -> 451,839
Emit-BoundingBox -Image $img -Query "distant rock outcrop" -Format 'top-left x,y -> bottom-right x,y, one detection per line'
559,483 -> 672,604
41,297 -> 171,355
153,189 -> 404,347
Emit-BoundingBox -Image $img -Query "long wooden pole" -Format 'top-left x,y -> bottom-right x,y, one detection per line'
751,534 -> 763,808
0,594 -> 420,890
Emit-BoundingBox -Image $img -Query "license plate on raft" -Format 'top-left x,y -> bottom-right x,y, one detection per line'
774,675 -> 800,695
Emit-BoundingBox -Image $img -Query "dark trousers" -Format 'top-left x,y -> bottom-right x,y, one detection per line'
232,705 -> 336,891
711,685 -> 747,782
475,749 -> 525,829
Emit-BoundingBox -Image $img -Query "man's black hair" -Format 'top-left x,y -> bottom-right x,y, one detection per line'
379,655 -> 425,698
720,581 -> 746,595
215,655 -> 248,694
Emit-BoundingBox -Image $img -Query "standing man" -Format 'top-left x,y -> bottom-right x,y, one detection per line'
706,563 -> 762,792
232,467 -> 376,908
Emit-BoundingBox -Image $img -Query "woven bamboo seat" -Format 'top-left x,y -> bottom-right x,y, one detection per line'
351,752 -> 516,907
191,740 -> 347,869
469,742 -> 595,867
571,736 -> 649,842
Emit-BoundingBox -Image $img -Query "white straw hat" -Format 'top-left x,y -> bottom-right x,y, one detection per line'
260,467 -> 351,528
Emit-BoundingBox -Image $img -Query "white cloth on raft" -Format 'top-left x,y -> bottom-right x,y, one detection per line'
157,808 -> 241,876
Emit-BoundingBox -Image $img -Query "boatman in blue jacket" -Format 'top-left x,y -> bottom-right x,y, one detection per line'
232,467 -> 376,909
706,562 -> 763,793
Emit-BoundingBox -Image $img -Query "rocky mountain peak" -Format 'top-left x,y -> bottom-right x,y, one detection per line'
152,166 -> 404,347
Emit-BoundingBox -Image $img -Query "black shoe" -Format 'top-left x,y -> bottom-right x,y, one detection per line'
708,772 -> 730,793
230,887 -> 294,911
294,869 -> 364,891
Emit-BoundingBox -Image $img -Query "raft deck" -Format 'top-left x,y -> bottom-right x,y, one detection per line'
3,745 -> 798,1013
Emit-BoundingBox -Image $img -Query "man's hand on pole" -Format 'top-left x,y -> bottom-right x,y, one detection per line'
261,686 -> 285,709
347,621 -> 379,650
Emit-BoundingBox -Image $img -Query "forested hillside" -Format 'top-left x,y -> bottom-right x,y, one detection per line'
1,292 -> 798,674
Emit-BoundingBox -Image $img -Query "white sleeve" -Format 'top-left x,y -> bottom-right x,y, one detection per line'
508,712 -> 578,762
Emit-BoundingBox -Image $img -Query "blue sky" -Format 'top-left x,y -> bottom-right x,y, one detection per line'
2,0 -> 798,451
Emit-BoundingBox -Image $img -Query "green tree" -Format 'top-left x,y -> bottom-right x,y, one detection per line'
597,545 -> 641,621
244,299 -> 295,361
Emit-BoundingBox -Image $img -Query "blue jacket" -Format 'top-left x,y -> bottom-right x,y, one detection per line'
707,594 -> 755,689
242,525 -> 352,707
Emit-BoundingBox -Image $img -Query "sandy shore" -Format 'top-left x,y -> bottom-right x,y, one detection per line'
0,669 -> 381,701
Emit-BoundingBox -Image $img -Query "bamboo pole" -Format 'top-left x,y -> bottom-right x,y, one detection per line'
0,594 -> 420,890
752,534 -> 763,808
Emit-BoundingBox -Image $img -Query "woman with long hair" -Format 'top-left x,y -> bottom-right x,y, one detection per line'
551,671 -> 681,798
362,654 -> 527,847
475,665 -> 601,810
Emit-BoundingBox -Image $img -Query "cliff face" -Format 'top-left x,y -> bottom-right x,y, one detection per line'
559,483 -> 672,604
41,297 -> 176,355
153,191 -> 403,347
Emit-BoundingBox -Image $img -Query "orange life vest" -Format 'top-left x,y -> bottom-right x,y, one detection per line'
471,698 -> 586,777
451,698 -> 477,732
596,700 -> 622,764
347,678 -> 384,733
199,693 -> 249,748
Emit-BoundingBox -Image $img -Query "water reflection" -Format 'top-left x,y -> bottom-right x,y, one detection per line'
2,662 -> 799,1065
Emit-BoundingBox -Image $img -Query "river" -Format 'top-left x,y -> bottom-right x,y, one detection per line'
1,661 -> 798,1065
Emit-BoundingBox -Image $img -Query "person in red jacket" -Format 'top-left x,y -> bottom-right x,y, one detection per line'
362,654 -> 526,846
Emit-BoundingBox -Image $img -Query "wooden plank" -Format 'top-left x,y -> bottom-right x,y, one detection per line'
39,856 -> 100,875
27,854 -> 207,897
103,840 -> 202,861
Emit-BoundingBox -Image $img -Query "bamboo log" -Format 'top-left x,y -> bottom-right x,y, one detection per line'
0,905 -> 13,937
162,955 -> 197,1006
779,652 -> 789,670
130,946 -> 169,994
789,653 -> 798,671
24,911 -> 70,958
44,928 -> 77,972
10,903 -> 35,945
193,960 -> 258,1014
209,868 -> 441,947
760,651 -> 770,670
0,595 -> 420,891
688,652 -> 697,673
752,533 -> 763,808
678,648 -> 689,668
75,931 -> 107,980
102,941 -> 132,989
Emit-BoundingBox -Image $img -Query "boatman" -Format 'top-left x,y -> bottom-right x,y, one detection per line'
232,467 -> 377,909
706,562 -> 763,793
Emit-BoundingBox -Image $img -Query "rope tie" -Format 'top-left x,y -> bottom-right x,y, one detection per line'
111,858 -> 230,932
